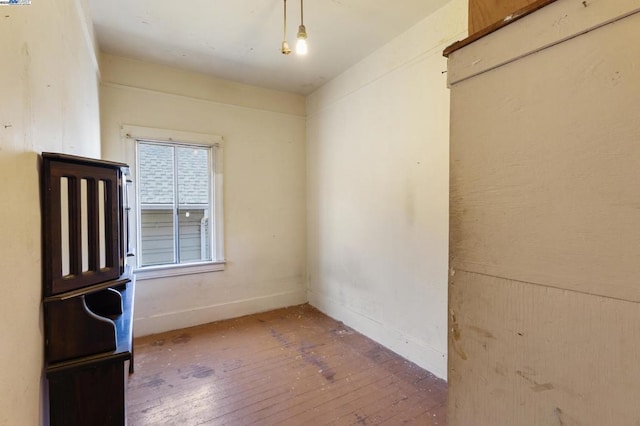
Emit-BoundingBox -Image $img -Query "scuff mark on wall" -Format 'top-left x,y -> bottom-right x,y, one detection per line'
468,325 -> 496,339
516,369 -> 554,393
531,382 -> 554,392
555,407 -> 565,426
450,310 -> 467,360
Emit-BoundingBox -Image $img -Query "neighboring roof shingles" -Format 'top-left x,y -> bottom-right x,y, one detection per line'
139,143 -> 209,205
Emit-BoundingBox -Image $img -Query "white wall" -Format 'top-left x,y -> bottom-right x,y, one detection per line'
0,0 -> 101,424
100,54 -> 307,336
305,0 -> 467,380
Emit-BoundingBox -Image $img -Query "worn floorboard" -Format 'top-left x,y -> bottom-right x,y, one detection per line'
126,304 -> 447,425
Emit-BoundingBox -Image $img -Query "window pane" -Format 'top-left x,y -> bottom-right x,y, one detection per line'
178,209 -> 209,262
138,142 -> 176,266
176,146 -> 209,206
139,143 -> 175,205
140,209 -> 175,266
176,146 -> 211,263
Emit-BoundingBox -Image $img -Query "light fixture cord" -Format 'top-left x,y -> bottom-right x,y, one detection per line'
300,0 -> 304,25
283,0 -> 288,41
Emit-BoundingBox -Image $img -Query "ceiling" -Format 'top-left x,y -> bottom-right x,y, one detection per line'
87,0 -> 452,95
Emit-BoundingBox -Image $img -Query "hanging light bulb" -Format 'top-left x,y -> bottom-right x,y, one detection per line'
296,0 -> 308,55
281,0 -> 291,55
296,24 -> 308,55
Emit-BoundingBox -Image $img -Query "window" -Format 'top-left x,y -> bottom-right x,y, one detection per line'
123,126 -> 224,279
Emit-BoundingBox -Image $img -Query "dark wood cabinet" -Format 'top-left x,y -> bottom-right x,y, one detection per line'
48,358 -> 125,426
42,153 -> 134,426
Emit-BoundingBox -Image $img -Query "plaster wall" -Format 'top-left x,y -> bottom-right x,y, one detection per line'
0,0 -> 101,424
305,0 -> 467,380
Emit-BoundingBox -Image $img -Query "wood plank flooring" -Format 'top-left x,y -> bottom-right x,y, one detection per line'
126,304 -> 447,425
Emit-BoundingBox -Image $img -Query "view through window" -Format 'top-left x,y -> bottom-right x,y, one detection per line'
136,141 -> 213,267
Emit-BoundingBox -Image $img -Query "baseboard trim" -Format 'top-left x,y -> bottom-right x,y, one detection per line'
308,289 -> 447,380
134,290 -> 308,337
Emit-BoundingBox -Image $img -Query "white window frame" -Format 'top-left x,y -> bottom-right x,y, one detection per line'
122,125 -> 225,280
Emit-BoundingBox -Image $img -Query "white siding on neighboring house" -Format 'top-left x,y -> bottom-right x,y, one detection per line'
140,209 -> 209,266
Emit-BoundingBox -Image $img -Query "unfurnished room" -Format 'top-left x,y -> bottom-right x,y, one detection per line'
1,0 -> 639,425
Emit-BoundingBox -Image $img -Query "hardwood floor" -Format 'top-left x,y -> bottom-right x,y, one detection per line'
126,304 -> 447,425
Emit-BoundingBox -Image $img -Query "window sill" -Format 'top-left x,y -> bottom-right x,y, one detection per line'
134,261 -> 226,281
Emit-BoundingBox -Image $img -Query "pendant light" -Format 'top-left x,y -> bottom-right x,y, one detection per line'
296,0 -> 308,55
